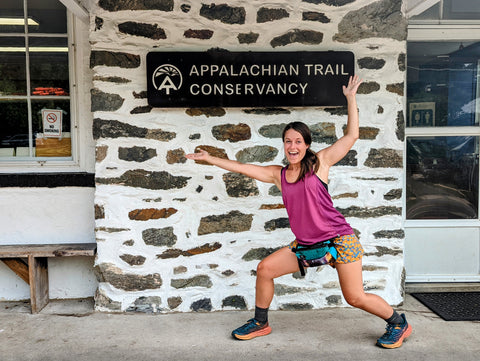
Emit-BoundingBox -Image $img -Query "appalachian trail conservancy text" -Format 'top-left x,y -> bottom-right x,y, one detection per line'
188,63 -> 349,96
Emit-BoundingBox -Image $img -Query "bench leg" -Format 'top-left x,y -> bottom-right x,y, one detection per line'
28,255 -> 49,313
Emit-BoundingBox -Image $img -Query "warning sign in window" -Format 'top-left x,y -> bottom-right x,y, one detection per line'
42,109 -> 63,138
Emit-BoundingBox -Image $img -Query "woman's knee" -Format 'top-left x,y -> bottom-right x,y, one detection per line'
256,258 -> 276,278
343,292 -> 367,308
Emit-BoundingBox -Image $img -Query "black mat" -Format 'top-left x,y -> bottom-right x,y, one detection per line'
411,292 -> 480,321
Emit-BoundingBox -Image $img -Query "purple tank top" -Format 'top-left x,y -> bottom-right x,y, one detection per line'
281,167 -> 353,245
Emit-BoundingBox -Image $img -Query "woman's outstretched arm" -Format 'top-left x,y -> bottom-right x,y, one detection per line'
185,149 -> 282,186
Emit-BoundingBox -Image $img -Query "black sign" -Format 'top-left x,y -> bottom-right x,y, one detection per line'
147,51 -> 354,108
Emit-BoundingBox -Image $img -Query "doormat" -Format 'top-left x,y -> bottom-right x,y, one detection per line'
411,292 -> 480,321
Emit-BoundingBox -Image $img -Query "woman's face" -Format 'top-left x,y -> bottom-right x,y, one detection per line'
283,128 -> 309,165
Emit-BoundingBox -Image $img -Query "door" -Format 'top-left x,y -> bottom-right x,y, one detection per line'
405,1 -> 480,282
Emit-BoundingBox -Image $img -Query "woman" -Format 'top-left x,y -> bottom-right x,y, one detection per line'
185,75 -> 411,349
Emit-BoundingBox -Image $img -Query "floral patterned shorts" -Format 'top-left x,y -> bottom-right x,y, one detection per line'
289,234 -> 363,267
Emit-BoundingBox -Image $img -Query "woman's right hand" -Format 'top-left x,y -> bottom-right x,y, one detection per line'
185,149 -> 210,162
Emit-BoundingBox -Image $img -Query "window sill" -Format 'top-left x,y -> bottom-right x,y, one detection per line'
0,172 -> 95,187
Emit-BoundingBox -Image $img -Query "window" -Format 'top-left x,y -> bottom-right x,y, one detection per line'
0,0 -> 73,162
406,2 -> 480,220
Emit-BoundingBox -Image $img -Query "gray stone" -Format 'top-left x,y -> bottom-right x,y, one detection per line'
334,0 -> 407,43
358,57 -> 386,69
156,242 -> 222,259
271,29 -> 323,48
321,107 -> 346,117
118,146 -> 157,162
264,217 -> 290,231
168,296 -> 182,309
274,284 -> 316,296
95,17 -> 103,31
303,11 -> 330,22
310,122 -> 337,144
184,29 -> 213,39
244,108 -> 290,115
93,119 -> 145,139
238,32 -> 259,44
257,8 -> 289,23
94,289 -> 121,311
242,247 -> 281,261
171,275 -> 212,289
258,124 -> 286,139
302,0 -> 354,5
180,4 -> 190,13
130,105 -> 152,114
365,246 -> 402,257
384,188 -> 402,200
91,89 -> 124,112
387,82 -> 404,96
189,133 -> 201,140
93,75 -> 131,83
336,206 -> 402,218
166,148 -> 187,164
198,210 -> 253,235
279,303 -> 313,311
357,82 -> 381,94
96,170 -> 190,190
90,51 -> 141,69
396,110 -> 405,141
118,22 -> 166,40
398,53 -> 406,71
120,254 -> 146,266
143,227 -> 177,247
222,173 -> 259,197
200,3 -> 245,24
373,229 -> 405,239
236,146 -> 278,163
326,295 -> 342,305
186,107 -> 226,117
98,0 -> 173,11
365,148 -> 403,168
268,185 -> 282,196
95,204 -> 105,219
337,150 -> 357,166
212,123 -> 251,142
190,298 -> 212,312
174,266 -> 187,274
222,295 -> 247,309
126,296 -> 162,313
96,263 -> 162,291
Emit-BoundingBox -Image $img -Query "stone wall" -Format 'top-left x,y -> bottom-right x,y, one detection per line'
90,0 -> 407,313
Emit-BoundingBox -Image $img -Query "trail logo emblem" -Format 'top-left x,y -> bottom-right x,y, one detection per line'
152,64 -> 183,95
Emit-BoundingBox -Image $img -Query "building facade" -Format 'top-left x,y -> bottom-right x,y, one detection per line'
1,0 -> 478,313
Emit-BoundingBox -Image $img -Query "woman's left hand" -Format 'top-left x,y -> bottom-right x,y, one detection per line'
343,75 -> 362,97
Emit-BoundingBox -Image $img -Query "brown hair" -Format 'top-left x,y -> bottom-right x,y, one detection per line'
282,122 -> 320,182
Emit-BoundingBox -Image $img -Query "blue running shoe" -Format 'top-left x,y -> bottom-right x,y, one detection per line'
376,314 -> 412,349
232,318 -> 272,340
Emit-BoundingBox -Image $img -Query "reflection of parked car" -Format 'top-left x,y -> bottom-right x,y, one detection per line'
0,134 -> 30,147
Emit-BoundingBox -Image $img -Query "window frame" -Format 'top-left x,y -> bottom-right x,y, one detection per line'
0,9 -> 89,173
405,22 -> 480,227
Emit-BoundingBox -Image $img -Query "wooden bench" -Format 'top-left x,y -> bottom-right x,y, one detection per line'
0,243 -> 97,313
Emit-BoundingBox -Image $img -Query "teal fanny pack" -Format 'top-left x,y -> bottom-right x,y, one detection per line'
291,240 -> 337,276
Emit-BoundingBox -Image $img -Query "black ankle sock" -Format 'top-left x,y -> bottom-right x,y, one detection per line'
385,310 -> 403,324
254,306 -> 269,324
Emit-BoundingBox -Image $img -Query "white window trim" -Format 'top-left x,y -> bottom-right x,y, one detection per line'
0,11 -> 94,174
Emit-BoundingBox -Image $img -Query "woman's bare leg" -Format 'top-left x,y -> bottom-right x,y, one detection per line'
335,259 -> 394,319
255,246 -> 299,308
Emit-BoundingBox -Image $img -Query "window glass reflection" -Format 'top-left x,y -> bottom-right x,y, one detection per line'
407,41 -> 480,127
0,100 -> 30,157
406,136 -> 479,219
29,37 -> 69,95
0,37 -> 27,96
27,0 -> 67,34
